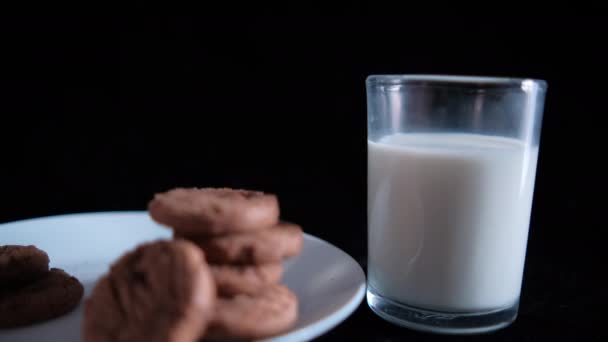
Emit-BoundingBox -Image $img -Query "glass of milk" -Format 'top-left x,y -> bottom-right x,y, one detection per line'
366,75 -> 547,334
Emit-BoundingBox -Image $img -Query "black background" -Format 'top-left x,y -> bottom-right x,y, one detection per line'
1,13 -> 606,340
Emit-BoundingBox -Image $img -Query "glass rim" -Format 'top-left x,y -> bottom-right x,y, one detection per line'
366,74 -> 547,91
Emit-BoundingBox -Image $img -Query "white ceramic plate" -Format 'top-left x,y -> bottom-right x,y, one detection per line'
0,211 -> 366,342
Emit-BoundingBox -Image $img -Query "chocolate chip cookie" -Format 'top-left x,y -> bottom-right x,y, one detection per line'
0,268 -> 83,328
207,284 -> 298,340
83,239 -> 216,342
182,221 -> 303,264
0,245 -> 49,287
148,188 -> 279,236
211,262 -> 283,297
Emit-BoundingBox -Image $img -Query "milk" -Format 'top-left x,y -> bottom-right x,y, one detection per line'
368,133 -> 538,312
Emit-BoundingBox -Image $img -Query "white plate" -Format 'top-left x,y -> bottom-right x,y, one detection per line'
0,211 -> 366,342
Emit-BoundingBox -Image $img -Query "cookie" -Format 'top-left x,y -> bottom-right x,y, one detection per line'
207,284 -> 298,340
0,245 -> 50,287
83,239 -> 216,342
0,268 -> 83,328
148,188 -> 279,236
211,263 -> 283,297
182,222 -> 303,264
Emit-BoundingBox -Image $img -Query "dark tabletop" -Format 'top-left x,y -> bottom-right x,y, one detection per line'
313,249 -> 604,340
1,13 -> 606,341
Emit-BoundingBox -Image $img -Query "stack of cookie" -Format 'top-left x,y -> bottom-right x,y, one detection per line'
148,187 -> 304,340
0,245 -> 83,328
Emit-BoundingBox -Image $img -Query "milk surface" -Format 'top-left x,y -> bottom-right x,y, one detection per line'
368,133 -> 538,312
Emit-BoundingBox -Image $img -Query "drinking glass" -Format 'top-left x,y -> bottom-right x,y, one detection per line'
366,75 -> 547,334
